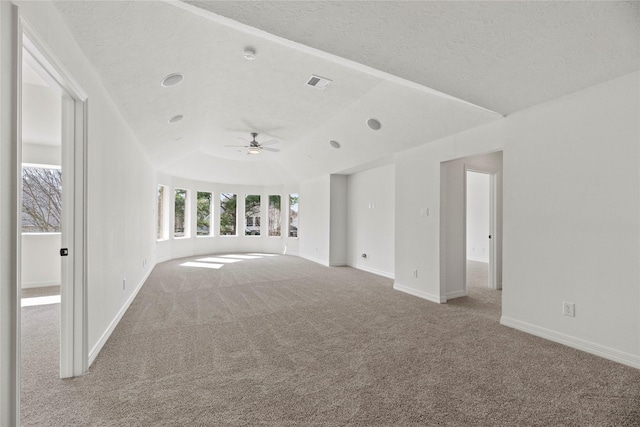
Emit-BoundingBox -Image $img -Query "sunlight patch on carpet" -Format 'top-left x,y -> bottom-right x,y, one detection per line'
21,295 -> 61,307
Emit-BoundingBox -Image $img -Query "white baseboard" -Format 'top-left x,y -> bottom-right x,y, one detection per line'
446,289 -> 466,300
466,257 -> 489,263
155,255 -> 172,264
300,254 -> 330,267
501,316 -> 640,370
349,263 -> 395,280
393,283 -> 446,304
88,264 -> 154,367
21,280 -> 60,289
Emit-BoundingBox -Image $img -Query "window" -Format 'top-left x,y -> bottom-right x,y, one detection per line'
289,193 -> 298,238
220,193 -> 237,236
157,184 -> 169,240
197,191 -> 212,236
245,195 -> 261,236
268,195 -> 281,237
174,188 -> 189,238
22,165 -> 62,233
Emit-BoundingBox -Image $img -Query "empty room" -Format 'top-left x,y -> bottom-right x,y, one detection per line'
1,1 -> 639,425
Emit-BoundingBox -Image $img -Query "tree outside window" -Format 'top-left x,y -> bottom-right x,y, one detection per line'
174,189 -> 187,238
22,166 -> 62,233
245,195 -> 261,236
268,195 -> 281,237
220,193 -> 237,236
197,191 -> 212,236
157,185 -> 168,239
289,193 -> 298,238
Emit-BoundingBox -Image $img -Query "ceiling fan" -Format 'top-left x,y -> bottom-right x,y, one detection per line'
225,132 -> 280,155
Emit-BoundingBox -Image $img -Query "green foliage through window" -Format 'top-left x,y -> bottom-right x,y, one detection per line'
197,191 -> 212,236
289,193 -> 299,238
245,195 -> 261,236
174,189 -> 187,237
268,195 -> 281,237
220,193 -> 237,236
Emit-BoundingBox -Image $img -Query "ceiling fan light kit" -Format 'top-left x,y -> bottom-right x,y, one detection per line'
225,132 -> 280,155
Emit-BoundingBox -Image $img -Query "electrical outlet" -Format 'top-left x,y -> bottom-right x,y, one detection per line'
563,302 -> 575,317
123,278 -> 126,290
412,269 -> 418,278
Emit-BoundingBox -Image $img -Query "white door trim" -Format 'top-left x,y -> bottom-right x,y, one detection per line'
1,5 -> 22,425
464,167 -> 498,292
20,14 -> 88,379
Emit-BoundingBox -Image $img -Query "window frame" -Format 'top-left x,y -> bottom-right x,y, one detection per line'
21,163 -> 63,234
157,184 -> 170,241
196,190 -> 213,237
174,188 -> 190,239
219,192 -> 238,236
268,194 -> 282,237
244,194 -> 261,237
288,193 -> 299,238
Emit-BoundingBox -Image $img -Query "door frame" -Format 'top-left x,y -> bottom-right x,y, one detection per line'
19,13 -> 88,379
463,167 -> 498,293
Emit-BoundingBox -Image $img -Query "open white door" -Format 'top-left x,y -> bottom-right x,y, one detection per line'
21,20 -> 88,379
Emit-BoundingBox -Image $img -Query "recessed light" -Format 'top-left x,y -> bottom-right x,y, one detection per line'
329,140 -> 341,149
161,73 -> 183,87
168,114 -> 183,124
243,48 -> 256,60
367,118 -> 381,130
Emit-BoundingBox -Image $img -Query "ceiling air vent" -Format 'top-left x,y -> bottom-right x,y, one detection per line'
306,75 -> 332,90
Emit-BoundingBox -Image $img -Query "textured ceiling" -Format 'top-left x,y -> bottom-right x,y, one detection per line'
185,0 -> 640,115
51,1 -> 639,185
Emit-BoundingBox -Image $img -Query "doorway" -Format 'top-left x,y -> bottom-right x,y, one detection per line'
19,20 -> 88,382
439,151 -> 502,303
465,170 -> 495,293
20,52 -> 63,398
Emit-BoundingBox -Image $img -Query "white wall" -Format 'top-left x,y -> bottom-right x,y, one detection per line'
394,120 -> 505,303
466,172 -> 490,263
329,174 -> 347,266
21,233 -> 60,288
346,163 -> 395,278
501,71 -> 640,366
155,172 -> 299,263
395,72 -> 640,368
22,82 -> 60,147
440,152 -> 503,299
14,1 -> 158,364
299,175 -> 331,265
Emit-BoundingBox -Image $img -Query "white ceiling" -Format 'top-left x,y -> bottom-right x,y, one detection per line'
51,1 -> 639,186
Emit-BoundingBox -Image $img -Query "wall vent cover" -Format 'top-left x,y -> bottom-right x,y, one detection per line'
306,75 -> 332,90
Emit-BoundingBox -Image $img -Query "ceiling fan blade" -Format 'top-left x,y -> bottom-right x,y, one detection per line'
260,139 -> 278,146
261,147 -> 280,152
224,144 -> 248,148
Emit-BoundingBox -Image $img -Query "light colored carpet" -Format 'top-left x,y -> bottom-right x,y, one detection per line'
21,254 -> 640,426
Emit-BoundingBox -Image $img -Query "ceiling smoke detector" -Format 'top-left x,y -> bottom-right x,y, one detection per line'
306,75 -> 332,90
161,73 -> 183,87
